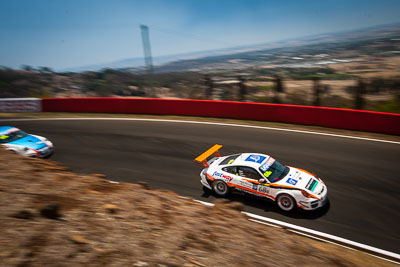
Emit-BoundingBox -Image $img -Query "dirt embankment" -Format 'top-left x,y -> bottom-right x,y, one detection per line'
0,150 -> 396,266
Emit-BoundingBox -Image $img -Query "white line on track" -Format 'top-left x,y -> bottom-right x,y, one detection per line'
248,218 -> 281,228
194,199 -> 400,264
2,117 -> 400,144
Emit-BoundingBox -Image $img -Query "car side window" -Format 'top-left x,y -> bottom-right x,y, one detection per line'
222,166 -> 238,175
237,166 -> 263,180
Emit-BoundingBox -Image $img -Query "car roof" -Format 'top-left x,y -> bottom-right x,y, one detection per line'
0,126 -> 18,134
0,126 -> 14,131
224,153 -> 272,169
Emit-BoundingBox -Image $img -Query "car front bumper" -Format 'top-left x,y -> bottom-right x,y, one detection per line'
37,146 -> 54,158
23,146 -> 54,158
298,191 -> 328,210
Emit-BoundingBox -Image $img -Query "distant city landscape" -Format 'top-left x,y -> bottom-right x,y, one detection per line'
1,23 -> 400,113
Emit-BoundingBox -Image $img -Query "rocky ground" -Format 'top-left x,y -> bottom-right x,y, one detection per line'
0,149 -> 396,266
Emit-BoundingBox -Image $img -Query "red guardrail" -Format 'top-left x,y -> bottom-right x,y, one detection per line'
41,97 -> 400,135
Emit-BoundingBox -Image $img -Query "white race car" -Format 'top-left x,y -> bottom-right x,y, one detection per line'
0,126 -> 54,158
194,144 -> 328,211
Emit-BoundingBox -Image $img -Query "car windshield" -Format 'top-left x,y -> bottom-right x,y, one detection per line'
0,130 -> 28,144
259,159 -> 289,183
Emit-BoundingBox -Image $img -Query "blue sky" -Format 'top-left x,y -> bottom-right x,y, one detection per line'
1,0 -> 400,70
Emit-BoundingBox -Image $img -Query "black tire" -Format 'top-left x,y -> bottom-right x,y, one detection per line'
276,194 -> 296,211
212,180 -> 230,197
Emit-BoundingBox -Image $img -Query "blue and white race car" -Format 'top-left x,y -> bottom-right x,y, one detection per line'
194,144 -> 328,211
0,126 -> 54,158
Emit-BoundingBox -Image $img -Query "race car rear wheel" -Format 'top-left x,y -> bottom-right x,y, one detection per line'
212,180 -> 229,197
276,194 -> 296,211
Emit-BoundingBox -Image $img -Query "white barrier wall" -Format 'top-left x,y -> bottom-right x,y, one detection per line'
0,98 -> 42,112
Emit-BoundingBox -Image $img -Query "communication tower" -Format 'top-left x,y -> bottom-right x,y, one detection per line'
140,25 -> 153,74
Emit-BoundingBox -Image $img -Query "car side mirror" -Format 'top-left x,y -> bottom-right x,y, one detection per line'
259,178 -> 266,183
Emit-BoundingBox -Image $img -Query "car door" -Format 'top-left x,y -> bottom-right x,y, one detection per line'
231,165 -> 276,199
237,166 -> 267,194
222,165 -> 271,198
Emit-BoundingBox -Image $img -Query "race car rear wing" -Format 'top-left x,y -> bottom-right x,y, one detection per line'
194,144 -> 223,168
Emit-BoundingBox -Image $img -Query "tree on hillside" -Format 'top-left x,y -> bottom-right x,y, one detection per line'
312,77 -> 321,106
204,75 -> 214,99
355,78 -> 366,110
38,66 -> 53,74
238,75 -> 247,101
273,75 -> 284,103
21,65 -> 35,72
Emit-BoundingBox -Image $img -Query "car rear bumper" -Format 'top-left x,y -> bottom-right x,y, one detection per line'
200,170 -> 212,190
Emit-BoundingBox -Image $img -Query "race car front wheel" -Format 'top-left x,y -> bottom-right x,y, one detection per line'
212,180 -> 229,197
276,194 -> 296,211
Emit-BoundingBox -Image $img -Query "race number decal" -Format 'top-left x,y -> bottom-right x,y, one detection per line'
263,171 -> 272,178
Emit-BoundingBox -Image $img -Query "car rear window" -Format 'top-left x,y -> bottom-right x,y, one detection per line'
219,154 -> 239,165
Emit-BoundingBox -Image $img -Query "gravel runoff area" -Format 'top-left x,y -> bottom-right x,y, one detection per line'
0,149 -> 397,266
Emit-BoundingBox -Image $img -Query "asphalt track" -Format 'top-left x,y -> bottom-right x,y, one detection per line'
4,118 -> 400,254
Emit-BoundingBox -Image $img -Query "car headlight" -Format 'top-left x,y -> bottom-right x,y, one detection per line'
44,139 -> 53,146
301,189 -> 312,198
